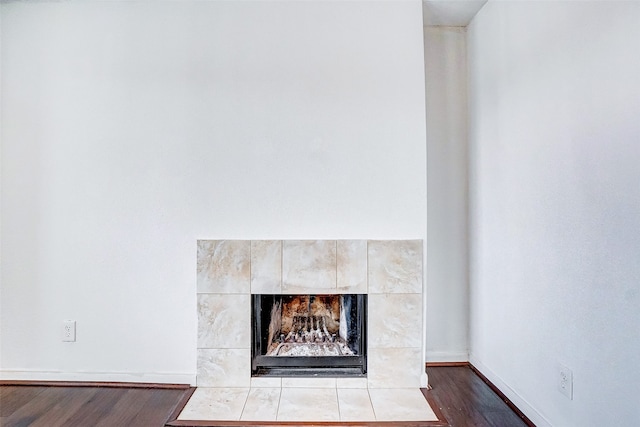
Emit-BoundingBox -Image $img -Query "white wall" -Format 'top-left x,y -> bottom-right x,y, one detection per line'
0,2 -> 3,368
424,27 -> 469,362
468,2 -> 640,426
0,1 -> 427,383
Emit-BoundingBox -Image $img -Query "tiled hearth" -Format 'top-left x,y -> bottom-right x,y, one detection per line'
178,384 -> 438,422
183,239 -> 435,422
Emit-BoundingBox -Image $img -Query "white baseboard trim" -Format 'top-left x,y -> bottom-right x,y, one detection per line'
469,355 -> 552,427
426,351 -> 469,363
0,370 -> 196,386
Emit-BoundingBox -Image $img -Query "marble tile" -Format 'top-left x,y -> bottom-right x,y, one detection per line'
177,387 -> 249,421
337,388 -> 376,421
369,388 -> 438,421
367,347 -> 423,388
240,387 -> 281,421
197,240 -> 250,293
192,239 -> 428,398
368,240 -> 422,294
368,293 -> 422,348
337,240 -> 368,293
197,349 -> 250,387
336,377 -> 368,388
251,240 -> 282,294
251,377 -> 282,388
282,240 -> 337,293
277,387 -> 339,421
197,294 -> 250,349
281,377 -> 336,388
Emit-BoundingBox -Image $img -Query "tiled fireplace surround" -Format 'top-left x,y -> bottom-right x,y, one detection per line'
196,239 -> 427,389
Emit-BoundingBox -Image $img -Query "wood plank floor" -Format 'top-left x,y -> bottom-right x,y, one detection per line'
0,367 -> 532,427
426,366 -> 531,427
0,384 -> 193,427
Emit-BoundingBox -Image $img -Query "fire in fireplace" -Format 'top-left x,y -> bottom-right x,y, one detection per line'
251,294 -> 367,377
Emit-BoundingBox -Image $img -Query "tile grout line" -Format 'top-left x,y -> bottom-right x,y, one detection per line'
365,239 -> 369,294
335,240 -> 338,291
275,385 -> 283,421
238,388 -> 250,421
367,387 -> 379,421
280,240 -> 283,294
335,386 -> 342,421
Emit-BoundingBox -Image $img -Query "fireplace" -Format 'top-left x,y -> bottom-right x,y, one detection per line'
196,239 -> 426,389
251,294 -> 367,377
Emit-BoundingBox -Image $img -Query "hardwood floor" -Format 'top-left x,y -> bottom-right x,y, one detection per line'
0,367 -> 532,427
426,366 -> 532,427
0,384 -> 194,427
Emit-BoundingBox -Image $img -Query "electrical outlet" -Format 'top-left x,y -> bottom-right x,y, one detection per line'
558,364 -> 573,399
62,320 -> 76,342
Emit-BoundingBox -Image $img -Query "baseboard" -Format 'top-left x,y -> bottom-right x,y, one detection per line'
426,361 -> 469,367
0,380 -> 191,389
469,355 -> 552,427
426,351 -> 469,363
0,370 -> 197,386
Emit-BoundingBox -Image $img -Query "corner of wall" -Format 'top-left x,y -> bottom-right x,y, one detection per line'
0,1 -> 4,371
423,25 -> 470,364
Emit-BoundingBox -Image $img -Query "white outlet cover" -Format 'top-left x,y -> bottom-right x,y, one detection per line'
558,363 -> 573,400
62,320 -> 76,342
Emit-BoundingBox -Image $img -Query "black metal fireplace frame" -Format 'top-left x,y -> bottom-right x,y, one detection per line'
251,294 -> 367,377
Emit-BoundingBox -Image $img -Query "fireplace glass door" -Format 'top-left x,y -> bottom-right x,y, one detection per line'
251,294 -> 367,377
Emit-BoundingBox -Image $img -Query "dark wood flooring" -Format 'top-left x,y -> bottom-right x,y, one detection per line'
426,366 -> 532,427
0,384 -> 194,427
0,366 -> 532,427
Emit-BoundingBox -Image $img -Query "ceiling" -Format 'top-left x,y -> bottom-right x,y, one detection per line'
422,0 -> 488,26
0,0 -> 488,26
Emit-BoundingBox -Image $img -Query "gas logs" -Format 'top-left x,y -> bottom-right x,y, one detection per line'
265,295 -> 354,357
